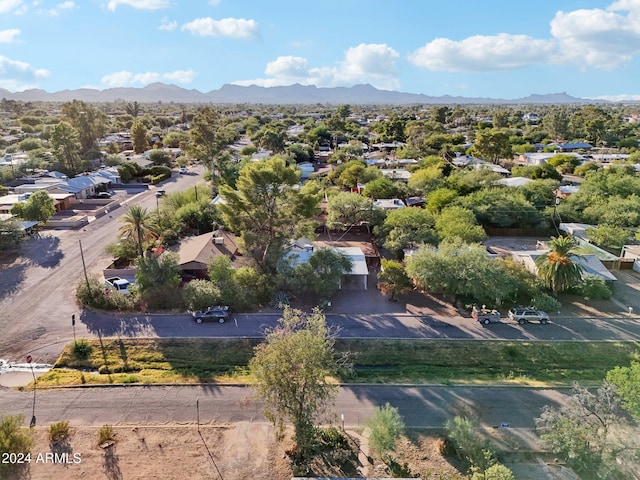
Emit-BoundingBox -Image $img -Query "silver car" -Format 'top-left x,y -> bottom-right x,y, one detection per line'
508,307 -> 550,325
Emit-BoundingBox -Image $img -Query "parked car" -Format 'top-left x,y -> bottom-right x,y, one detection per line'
104,277 -> 132,295
156,189 -> 166,196
192,305 -> 230,324
508,307 -> 550,325
178,167 -> 188,174
96,192 -> 112,199
472,306 -> 501,325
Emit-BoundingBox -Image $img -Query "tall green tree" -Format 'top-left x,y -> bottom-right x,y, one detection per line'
49,121 -> 83,174
61,100 -> 107,153
0,219 -> 23,250
135,251 -> 181,308
326,192 -> 384,231
125,101 -> 141,117
405,239 -> 516,306
249,307 -> 342,461
218,157 -> 320,273
131,121 -> 148,154
377,259 -> 412,301
535,236 -> 584,293
10,190 -> 55,224
251,122 -> 287,152
374,207 -> 438,256
291,248 -> 352,300
606,361 -> 640,418
118,205 -> 157,258
436,206 -> 487,244
536,384 -> 628,478
188,106 -> 237,177
470,129 -> 512,164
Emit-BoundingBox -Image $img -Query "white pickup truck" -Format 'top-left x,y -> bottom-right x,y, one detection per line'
104,277 -> 132,295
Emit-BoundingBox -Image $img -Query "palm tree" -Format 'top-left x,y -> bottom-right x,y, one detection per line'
535,236 -> 584,293
119,205 -> 157,258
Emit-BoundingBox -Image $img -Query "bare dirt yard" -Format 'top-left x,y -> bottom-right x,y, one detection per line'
13,423 -> 467,480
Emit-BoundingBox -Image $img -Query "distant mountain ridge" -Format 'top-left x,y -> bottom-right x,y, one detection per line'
0,82 -> 607,105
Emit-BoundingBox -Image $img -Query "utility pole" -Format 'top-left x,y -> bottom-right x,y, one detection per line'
79,239 -> 90,291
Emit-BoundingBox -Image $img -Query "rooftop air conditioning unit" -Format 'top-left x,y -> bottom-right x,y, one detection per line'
213,237 -> 224,245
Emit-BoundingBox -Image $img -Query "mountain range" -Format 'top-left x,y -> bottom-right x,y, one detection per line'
0,83 -> 605,105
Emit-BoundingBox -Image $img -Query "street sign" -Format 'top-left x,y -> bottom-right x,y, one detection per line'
26,355 -> 32,363
72,314 -> 76,326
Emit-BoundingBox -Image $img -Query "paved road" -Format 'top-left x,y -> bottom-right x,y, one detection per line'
0,384 -> 570,430
77,309 -> 640,343
0,168 -> 206,362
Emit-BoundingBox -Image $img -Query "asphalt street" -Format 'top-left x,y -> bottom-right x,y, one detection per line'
0,384 -> 570,430
78,309 -> 640,342
0,168 -> 205,362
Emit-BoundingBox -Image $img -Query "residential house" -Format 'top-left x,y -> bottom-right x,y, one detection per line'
284,239 -> 370,290
548,142 -> 593,152
511,250 -> 617,283
172,230 -> 244,278
379,169 -> 411,182
496,177 -> 534,188
374,198 -> 406,210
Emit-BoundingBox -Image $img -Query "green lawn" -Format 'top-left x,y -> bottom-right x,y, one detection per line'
33,338 -> 640,387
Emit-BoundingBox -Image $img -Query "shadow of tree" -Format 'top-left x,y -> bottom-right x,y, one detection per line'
28,235 -> 64,268
0,252 -> 27,302
102,445 -> 123,480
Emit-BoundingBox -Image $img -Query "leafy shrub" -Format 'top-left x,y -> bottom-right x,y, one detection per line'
530,293 -> 561,312
317,427 -> 349,449
0,414 -> 34,477
366,403 -> 405,457
575,275 -> 612,300
48,421 -> 71,444
98,424 -> 115,445
385,456 -> 417,477
445,415 -> 496,473
471,463 -> 515,480
72,339 -> 92,359
182,279 -> 221,311
271,291 -> 290,309
75,275 -> 139,311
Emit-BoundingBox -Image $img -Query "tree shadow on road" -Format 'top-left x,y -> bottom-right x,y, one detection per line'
0,250 -> 27,301
27,235 -> 64,268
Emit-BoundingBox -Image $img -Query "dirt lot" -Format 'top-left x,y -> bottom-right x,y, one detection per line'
12,423 -> 467,480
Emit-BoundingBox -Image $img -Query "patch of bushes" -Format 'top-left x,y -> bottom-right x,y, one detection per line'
574,275 -> 613,300
98,425 -> 115,446
72,339 -> 92,359
75,275 -> 140,311
48,421 -> 71,444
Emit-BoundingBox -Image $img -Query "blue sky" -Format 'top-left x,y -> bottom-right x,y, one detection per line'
2,0 -> 640,100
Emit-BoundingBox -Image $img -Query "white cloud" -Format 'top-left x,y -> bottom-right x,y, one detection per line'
593,93 -> 640,101
181,17 -> 259,40
408,34 -> 556,72
234,43 -> 400,90
100,69 -> 196,87
106,0 -> 170,11
0,0 -> 24,14
208,0 -> 220,5
409,0 -> 640,72
0,28 -> 20,43
0,55 -> 50,91
158,17 -> 177,31
550,5 -> 640,69
39,1 -> 76,16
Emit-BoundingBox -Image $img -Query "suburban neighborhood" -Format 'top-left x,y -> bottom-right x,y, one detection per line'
1,94 -> 640,479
